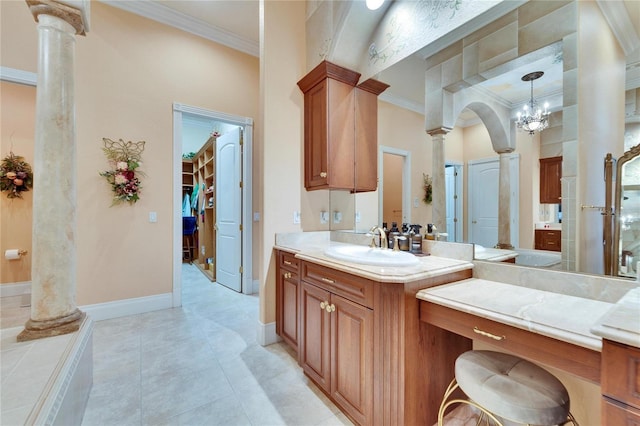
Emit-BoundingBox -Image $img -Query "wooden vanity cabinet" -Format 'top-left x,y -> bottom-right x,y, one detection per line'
601,339 -> 640,424
540,156 -> 562,203
535,229 -> 561,252
294,257 -> 472,426
275,251 -> 300,352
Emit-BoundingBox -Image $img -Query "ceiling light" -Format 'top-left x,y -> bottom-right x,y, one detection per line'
366,0 -> 384,11
516,71 -> 550,135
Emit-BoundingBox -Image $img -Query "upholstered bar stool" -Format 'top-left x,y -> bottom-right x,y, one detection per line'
438,350 -> 578,426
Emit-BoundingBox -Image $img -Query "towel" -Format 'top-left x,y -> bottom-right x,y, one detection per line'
182,194 -> 191,216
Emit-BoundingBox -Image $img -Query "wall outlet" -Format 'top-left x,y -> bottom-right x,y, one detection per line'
293,211 -> 301,224
253,212 -> 260,222
355,211 -> 361,223
333,211 -> 342,224
149,211 -> 157,223
320,211 -> 329,224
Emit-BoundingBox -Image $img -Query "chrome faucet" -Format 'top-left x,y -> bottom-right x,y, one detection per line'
368,226 -> 388,249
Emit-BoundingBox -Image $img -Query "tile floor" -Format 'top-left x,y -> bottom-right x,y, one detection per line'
81,264 -> 353,426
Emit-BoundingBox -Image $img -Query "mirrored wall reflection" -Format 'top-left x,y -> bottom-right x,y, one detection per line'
614,145 -> 640,279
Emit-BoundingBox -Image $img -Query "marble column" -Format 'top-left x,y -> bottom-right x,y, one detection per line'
428,130 -> 448,234
495,151 -> 514,249
18,1 -> 89,342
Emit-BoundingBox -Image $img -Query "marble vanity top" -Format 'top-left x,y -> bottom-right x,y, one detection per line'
473,245 -> 517,262
275,235 -> 473,283
591,286 -> 640,348
417,278 -> 616,351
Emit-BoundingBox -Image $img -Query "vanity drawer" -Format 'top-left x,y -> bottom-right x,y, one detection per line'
301,261 -> 374,309
603,397 -> 640,425
420,301 -> 601,383
534,229 -> 561,252
279,251 -> 300,272
602,339 -> 640,410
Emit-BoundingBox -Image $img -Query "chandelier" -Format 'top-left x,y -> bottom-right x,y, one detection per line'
516,71 -> 550,135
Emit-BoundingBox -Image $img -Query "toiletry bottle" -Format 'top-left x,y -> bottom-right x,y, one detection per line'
388,222 -> 400,250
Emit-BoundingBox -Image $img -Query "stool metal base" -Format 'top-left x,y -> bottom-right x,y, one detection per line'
437,379 -> 580,426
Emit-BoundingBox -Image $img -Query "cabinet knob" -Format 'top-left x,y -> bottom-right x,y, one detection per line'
320,172 -> 327,178
320,301 -> 327,310
283,272 -> 292,279
327,304 -> 335,313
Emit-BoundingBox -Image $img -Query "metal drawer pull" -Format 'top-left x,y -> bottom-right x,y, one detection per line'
321,277 -> 335,284
284,260 -> 293,265
473,327 -> 506,341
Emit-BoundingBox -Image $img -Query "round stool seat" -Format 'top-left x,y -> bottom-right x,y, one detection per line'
455,350 -> 570,425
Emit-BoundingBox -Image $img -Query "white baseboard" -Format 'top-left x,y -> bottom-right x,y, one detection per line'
80,293 -> 173,321
0,281 -> 31,297
257,320 -> 280,346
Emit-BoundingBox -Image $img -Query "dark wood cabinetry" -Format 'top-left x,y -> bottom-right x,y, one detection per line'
297,61 -> 388,192
276,251 -> 300,352
274,249 -> 472,425
601,339 -> 640,424
540,156 -> 562,203
535,229 -> 561,252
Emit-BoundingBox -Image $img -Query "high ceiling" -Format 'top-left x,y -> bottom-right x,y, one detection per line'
103,0 -> 639,126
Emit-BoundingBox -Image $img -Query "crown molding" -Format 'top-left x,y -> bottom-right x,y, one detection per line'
379,92 -> 424,115
99,0 -> 259,57
597,0 -> 640,57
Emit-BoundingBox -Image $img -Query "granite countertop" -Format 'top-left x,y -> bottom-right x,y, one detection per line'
417,278 -> 616,351
275,237 -> 474,284
591,286 -> 640,348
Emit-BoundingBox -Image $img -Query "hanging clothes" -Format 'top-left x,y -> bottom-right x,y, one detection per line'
190,183 -> 199,211
182,194 -> 191,217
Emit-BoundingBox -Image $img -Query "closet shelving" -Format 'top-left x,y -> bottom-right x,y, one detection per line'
193,136 -> 217,281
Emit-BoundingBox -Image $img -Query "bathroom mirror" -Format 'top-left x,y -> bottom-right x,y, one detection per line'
613,144 -> 640,279
329,0 -> 640,276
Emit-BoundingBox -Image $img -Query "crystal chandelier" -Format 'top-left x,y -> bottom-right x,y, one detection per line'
516,71 -> 550,135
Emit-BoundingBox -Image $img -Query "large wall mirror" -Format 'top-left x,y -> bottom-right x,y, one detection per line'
325,0 -> 639,279
613,144 -> 640,279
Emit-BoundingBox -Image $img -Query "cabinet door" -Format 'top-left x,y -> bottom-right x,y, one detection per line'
540,156 -> 562,203
304,80 -> 329,189
330,294 -> 373,426
281,271 -> 299,350
300,282 -> 331,391
535,230 -> 561,252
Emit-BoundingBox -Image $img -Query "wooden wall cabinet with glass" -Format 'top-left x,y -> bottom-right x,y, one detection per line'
193,137 -> 216,280
540,156 -> 562,203
297,61 -> 388,192
275,250 -> 300,352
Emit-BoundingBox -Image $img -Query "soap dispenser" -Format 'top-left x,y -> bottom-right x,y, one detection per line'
388,222 -> 400,250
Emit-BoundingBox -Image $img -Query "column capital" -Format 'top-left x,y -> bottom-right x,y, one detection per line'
496,148 -> 515,155
426,127 -> 452,137
26,0 -> 90,35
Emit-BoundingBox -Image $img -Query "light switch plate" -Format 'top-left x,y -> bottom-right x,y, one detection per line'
149,212 -> 157,223
293,211 -> 301,224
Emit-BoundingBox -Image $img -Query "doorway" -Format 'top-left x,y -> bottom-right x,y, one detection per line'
468,155 -> 519,248
378,146 -> 411,227
172,103 -> 254,306
445,163 -> 463,242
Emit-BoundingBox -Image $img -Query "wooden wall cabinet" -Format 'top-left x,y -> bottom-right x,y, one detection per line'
540,156 -> 562,203
601,339 -> 640,424
276,251 -> 300,352
275,249 -> 473,425
535,229 -> 561,252
193,137 -> 216,280
297,61 -> 388,192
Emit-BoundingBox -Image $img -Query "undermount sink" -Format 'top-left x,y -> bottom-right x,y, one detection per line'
324,245 -> 420,267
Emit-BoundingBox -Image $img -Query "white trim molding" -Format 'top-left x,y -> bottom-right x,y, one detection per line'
0,67 -> 37,86
0,281 -> 31,297
257,320 -> 280,346
99,0 -> 258,57
597,0 -> 640,57
80,293 -> 172,321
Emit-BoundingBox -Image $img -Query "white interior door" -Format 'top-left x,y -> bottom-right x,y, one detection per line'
445,165 -> 462,242
468,159 -> 499,247
216,127 -> 242,292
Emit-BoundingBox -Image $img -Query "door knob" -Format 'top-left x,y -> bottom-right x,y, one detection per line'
472,220 -> 477,224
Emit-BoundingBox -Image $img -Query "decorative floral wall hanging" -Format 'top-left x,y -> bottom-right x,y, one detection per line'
423,173 -> 432,205
99,138 -> 145,205
0,152 -> 33,199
